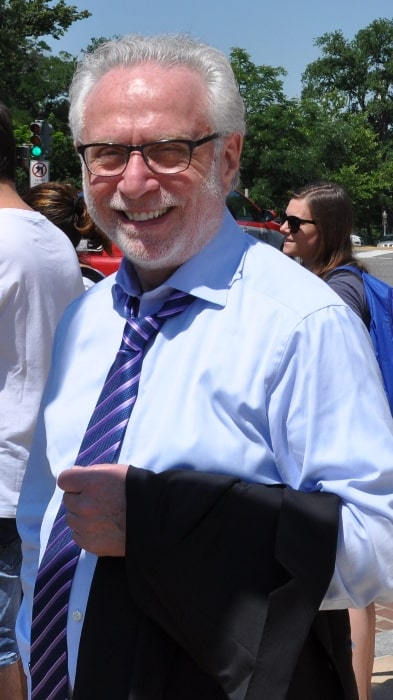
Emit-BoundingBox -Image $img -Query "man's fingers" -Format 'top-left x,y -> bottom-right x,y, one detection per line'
57,466 -> 86,492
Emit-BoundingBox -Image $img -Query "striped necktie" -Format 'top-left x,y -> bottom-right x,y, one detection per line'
29,290 -> 195,700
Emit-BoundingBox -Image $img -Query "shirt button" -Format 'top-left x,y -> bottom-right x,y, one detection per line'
72,609 -> 83,622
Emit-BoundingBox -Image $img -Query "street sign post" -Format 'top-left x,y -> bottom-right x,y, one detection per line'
29,159 -> 49,186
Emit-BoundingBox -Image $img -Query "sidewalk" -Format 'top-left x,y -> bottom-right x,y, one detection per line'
372,603 -> 393,698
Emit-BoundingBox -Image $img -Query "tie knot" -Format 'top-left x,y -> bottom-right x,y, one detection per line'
156,290 -> 195,319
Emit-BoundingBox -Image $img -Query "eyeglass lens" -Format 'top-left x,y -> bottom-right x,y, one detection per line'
280,214 -> 315,233
83,141 -> 192,176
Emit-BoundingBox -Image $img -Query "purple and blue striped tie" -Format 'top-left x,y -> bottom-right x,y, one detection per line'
29,290 -> 194,700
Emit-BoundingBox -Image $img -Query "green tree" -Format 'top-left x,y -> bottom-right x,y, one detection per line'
300,18 -> 393,235
230,47 -> 294,207
0,0 -> 90,117
301,19 -> 393,142
47,129 -> 81,187
230,47 -> 286,112
0,1 -> 94,185
230,48 -> 353,210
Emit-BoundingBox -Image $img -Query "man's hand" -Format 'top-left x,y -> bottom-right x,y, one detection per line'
57,464 -> 129,557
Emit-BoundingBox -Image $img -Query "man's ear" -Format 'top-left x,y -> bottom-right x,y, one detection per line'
220,133 -> 243,194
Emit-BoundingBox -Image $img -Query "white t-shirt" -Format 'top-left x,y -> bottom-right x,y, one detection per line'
0,208 -> 84,517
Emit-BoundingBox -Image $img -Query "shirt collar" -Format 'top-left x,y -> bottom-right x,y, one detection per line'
113,209 -> 247,318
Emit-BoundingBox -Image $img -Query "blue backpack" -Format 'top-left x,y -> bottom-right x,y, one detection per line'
336,265 -> 393,415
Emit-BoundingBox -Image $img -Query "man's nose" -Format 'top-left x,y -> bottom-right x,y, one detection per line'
117,151 -> 160,196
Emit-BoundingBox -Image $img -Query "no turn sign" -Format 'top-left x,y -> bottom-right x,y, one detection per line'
29,159 -> 50,186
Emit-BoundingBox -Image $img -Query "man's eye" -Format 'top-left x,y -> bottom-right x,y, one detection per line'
94,147 -> 124,159
149,143 -> 189,158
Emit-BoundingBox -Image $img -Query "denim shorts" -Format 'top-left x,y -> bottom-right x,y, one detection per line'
0,536 -> 22,667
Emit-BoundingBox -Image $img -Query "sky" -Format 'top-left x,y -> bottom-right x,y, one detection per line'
46,0 -> 393,98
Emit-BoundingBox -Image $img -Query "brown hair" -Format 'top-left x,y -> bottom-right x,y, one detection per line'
291,181 -> 365,277
23,181 -> 112,254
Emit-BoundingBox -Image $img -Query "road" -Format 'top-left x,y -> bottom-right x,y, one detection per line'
357,247 -> 393,285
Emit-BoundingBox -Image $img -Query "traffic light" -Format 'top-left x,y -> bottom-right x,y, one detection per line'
29,120 -> 52,159
30,120 -> 43,158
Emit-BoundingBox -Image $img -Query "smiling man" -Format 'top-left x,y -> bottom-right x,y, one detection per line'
76,61 -> 240,290
16,34 -> 393,700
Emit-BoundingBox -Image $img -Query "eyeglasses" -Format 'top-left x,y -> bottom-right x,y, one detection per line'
280,213 -> 316,234
76,133 -> 220,177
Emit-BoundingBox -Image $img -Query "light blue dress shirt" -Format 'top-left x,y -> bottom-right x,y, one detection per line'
17,210 -> 393,691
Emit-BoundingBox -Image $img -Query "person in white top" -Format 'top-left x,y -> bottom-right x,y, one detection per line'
0,102 -> 84,699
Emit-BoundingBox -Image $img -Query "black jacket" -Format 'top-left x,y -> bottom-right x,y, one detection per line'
73,468 -> 358,700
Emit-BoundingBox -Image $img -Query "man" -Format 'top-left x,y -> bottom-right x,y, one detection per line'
0,102 -> 84,699
16,35 -> 393,699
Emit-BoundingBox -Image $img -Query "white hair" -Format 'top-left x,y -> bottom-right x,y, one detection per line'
69,33 -> 246,144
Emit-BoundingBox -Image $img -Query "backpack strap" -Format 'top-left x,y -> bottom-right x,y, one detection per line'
329,264 -> 363,278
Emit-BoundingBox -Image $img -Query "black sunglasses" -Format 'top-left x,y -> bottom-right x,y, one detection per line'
280,213 -> 316,233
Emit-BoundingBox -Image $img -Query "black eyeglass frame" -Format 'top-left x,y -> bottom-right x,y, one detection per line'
76,133 -> 221,177
280,213 -> 316,234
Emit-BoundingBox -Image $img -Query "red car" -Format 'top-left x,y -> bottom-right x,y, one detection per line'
79,241 -> 123,277
226,190 -> 284,249
81,190 -> 283,277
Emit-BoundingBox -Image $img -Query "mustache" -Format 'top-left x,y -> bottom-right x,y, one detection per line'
109,192 -> 180,211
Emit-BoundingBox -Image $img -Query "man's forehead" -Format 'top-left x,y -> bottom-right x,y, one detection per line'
89,63 -> 204,98
83,65 -> 208,138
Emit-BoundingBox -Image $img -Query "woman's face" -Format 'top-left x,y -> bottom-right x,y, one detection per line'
280,197 -> 319,268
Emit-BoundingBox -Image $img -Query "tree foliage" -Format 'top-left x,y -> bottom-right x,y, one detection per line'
302,19 -> 393,142
0,0 -> 90,184
0,0 -> 90,116
299,18 -> 393,236
228,20 -> 393,238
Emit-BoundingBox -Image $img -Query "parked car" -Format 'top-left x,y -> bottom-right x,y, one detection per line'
78,240 -> 123,276
350,233 -> 362,246
226,190 -> 284,249
377,235 -> 393,248
81,190 -> 284,276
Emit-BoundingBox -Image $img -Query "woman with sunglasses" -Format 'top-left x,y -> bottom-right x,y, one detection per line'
280,181 -> 369,325
281,180 -> 373,700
